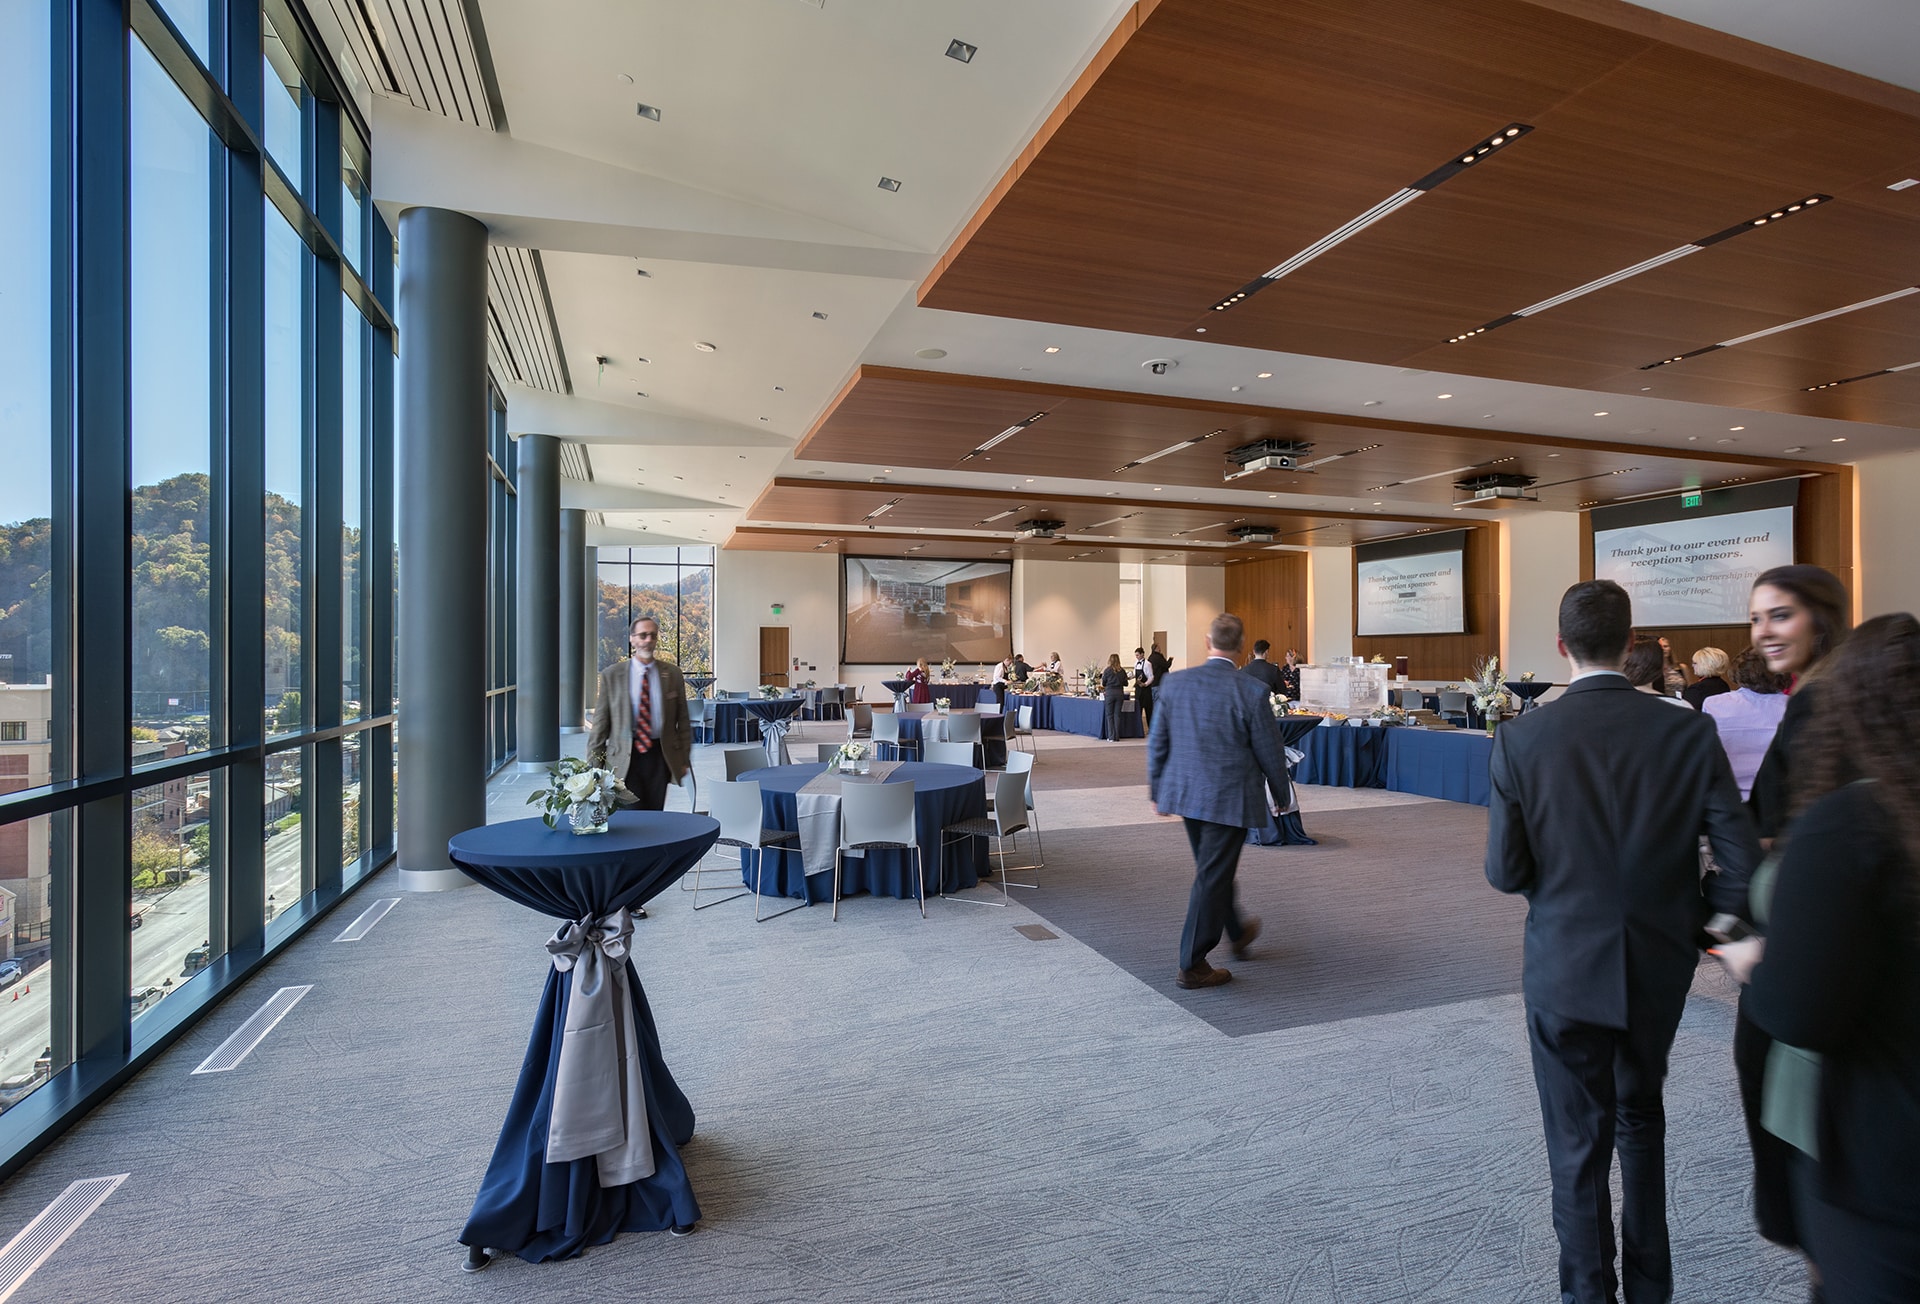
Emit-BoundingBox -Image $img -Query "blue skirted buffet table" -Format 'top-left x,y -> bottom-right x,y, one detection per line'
1293,723 -> 1494,806
1003,692 -> 1142,740
447,811 -> 721,1268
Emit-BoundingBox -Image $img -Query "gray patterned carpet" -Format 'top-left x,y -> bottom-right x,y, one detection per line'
0,730 -> 1805,1302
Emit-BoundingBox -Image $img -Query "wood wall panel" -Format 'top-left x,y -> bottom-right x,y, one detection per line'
1225,554 -> 1309,660
1351,524 -> 1500,681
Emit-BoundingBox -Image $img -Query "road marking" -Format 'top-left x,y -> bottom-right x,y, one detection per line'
0,1175 -> 127,1302
334,897 -> 400,942
191,986 -> 312,1074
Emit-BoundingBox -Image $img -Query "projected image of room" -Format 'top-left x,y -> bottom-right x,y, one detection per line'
842,557 -> 1012,666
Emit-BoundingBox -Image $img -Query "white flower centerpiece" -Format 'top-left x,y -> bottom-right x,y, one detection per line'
934,696 -> 951,713
1083,664 -> 1102,698
529,756 -> 619,835
1270,691 -> 1291,719
759,684 -> 784,700
1468,655 -> 1511,733
835,740 -> 870,774
939,657 -> 956,680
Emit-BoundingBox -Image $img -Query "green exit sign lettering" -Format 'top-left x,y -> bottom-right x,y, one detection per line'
1682,491 -> 1703,508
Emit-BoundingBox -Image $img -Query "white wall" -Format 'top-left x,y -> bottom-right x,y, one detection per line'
713,550 -> 838,692
1143,562 -> 1191,665
1015,558 -> 1122,676
1502,511 -> 1580,679
1185,567 -> 1225,667
1307,547 -> 1353,664
1858,449 -> 1920,621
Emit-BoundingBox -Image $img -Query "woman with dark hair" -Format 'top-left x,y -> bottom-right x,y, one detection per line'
1703,645 -> 1790,800
1100,652 -> 1129,741
1737,564 -> 1853,1272
1624,634 -> 1691,705
1736,614 -> 1920,1300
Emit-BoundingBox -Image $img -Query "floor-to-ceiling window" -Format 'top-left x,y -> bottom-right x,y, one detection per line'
0,0 -> 396,1170
485,393 -> 517,774
596,547 -> 715,673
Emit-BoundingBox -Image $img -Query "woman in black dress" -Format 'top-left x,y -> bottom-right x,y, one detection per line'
1100,653 -> 1128,741
1738,565 -> 1852,1271
1741,613 -> 1920,1301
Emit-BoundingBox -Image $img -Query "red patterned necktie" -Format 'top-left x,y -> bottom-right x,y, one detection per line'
633,666 -> 653,754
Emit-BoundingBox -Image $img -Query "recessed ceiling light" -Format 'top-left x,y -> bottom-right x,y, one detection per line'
877,176 -> 902,192
694,341 -> 717,353
1372,501 -> 1383,506
673,475 -> 684,481
1267,493 -> 1277,498
1043,346 -> 1060,354
1152,487 -> 1162,492
1831,437 -> 1847,442
759,417 -> 769,422
1362,400 -> 1381,407
914,348 -> 946,360
1547,452 -> 1561,458
737,455 -> 747,460
1593,411 -> 1609,417
1889,178 -> 1919,191
1784,445 -> 1806,453
635,391 -> 648,398
945,38 -> 977,63
636,103 -> 661,121
1230,385 -> 1242,392
1687,435 -> 1699,441
1716,437 -> 1735,443
617,73 -> 634,84
1728,425 -> 1745,431
635,268 -> 651,278
1256,372 -> 1273,379
812,311 -> 828,320
1640,386 -> 1652,391
1437,393 -> 1453,399
1025,478 -> 1035,483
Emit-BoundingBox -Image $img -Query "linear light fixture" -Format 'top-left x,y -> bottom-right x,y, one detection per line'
973,507 -> 1025,525
1642,285 -> 1917,371
1115,429 -> 1226,474
1082,512 -> 1141,530
863,498 -> 901,521
1171,520 -> 1236,537
1806,358 -> 1920,391
1205,124 -> 1532,315
958,411 -> 1049,463
1366,455 -> 1517,493
1447,194 -> 1832,345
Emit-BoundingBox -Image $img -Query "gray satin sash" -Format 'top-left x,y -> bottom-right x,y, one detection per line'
544,908 -> 656,1187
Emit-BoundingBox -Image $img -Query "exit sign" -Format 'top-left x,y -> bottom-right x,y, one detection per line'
1682,491 -> 1703,508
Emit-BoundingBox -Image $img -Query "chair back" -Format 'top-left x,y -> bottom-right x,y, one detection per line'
1437,690 -> 1471,718
848,703 -> 874,735
904,702 -> 934,714
944,713 -> 983,744
723,746 -> 765,781
1017,705 -> 1034,732
686,698 -> 708,724
991,769 -> 1031,836
921,740 -> 976,768
816,743 -> 843,763
1005,747 -> 1038,810
711,780 -> 763,846
871,712 -> 901,744
976,693 -> 997,710
839,781 -> 916,850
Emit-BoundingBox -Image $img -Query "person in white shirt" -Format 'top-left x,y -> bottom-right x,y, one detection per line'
1133,647 -> 1155,728
991,657 -> 1011,688
1045,653 -> 1064,676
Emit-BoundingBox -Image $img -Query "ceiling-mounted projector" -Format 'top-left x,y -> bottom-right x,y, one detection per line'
1229,524 -> 1278,543
1455,472 -> 1538,504
1015,518 -> 1066,542
1226,438 -> 1315,474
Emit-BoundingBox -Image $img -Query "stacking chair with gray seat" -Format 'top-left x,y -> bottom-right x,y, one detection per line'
686,696 -> 712,746
1437,690 -> 1471,725
920,740 -> 976,768
833,781 -> 924,920
938,767 -> 1034,906
943,712 -> 984,769
708,779 -> 807,921
871,711 -> 917,761
846,702 -> 874,745
1010,704 -> 1037,754
723,746 -> 767,781
904,701 -> 934,715
988,748 -> 1045,872
815,742 -> 843,763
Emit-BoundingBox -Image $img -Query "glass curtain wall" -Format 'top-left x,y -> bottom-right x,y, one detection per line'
0,0 -> 397,1169
485,393 -> 517,774
595,548 -> 715,673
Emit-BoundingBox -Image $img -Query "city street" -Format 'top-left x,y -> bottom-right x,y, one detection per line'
0,816 -> 312,1091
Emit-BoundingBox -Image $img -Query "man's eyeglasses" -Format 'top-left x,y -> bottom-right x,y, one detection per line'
632,631 -> 657,639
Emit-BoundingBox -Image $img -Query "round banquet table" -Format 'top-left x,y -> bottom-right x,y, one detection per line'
683,675 -> 715,698
737,762 -> 987,902
1248,715 -> 1323,846
448,811 -> 720,1265
741,696 -> 804,765
896,711 -> 1007,769
880,678 -> 913,711
1505,680 -> 1553,714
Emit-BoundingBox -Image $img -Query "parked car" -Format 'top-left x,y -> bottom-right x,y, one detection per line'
129,986 -> 165,1017
0,962 -> 22,991
0,1065 -> 49,1111
181,943 -> 212,977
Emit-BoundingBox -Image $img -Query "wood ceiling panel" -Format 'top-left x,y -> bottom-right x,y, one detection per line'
918,0 -> 1920,425
726,526 -> 1308,569
796,368 -> 1816,512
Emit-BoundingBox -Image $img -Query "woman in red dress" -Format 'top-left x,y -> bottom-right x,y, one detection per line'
905,657 -> 933,705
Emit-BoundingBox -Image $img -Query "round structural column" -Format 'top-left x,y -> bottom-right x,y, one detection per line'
515,433 -> 561,769
396,207 -> 489,891
558,507 -> 587,734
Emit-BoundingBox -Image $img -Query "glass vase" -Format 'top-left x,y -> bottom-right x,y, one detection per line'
568,798 -> 611,835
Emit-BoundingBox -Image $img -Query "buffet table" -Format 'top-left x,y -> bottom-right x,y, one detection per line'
1002,692 -> 1142,740
1291,723 -> 1493,806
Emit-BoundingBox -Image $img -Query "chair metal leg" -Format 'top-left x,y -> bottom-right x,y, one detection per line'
831,848 -> 844,921
690,843 -> 749,910
913,845 -> 926,918
753,844 -> 809,921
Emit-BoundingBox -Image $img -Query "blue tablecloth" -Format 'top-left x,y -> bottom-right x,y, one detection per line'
447,811 -> 721,1262
1045,693 -> 1143,740
1248,715 -> 1323,847
742,697 -> 804,764
896,712 -> 1007,768
926,683 -> 987,709
1381,727 -> 1493,805
1002,692 -> 1054,731
706,701 -> 755,745
1296,724 -> 1390,788
738,762 -> 987,902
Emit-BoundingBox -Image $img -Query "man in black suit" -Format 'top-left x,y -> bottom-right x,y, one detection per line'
1241,639 -> 1284,695
1487,580 -> 1757,1304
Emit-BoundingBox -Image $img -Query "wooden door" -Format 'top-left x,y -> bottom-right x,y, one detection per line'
759,626 -> 790,687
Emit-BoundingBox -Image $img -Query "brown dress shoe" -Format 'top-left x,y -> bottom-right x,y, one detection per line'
1231,916 -> 1262,960
1175,964 -> 1232,989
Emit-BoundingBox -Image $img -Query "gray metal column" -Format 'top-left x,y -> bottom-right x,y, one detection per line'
584,538 -> 602,715
557,507 -> 587,734
514,434 -> 561,768
396,207 -> 489,891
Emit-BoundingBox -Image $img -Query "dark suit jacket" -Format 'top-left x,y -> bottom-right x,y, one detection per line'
1241,657 -> 1284,695
1147,656 -> 1292,828
587,658 -> 693,786
1486,673 -> 1758,1029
